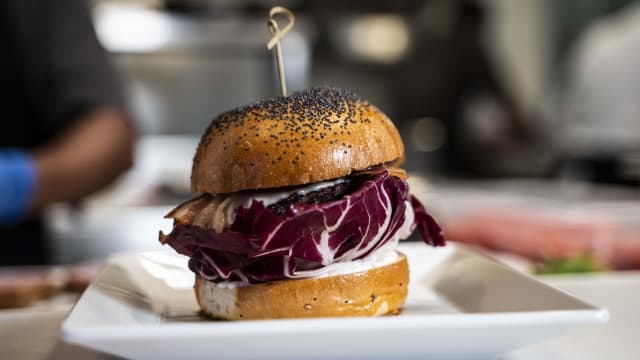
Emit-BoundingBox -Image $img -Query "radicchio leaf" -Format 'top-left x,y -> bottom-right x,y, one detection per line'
163,171 -> 444,283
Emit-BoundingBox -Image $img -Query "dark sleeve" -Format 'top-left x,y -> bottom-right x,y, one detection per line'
41,0 -> 125,135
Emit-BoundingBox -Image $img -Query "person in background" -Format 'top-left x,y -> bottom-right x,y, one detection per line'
0,0 -> 135,265
556,1 -> 640,186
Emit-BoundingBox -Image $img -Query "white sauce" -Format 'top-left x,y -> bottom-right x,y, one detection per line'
310,239 -> 401,278
211,240 -> 401,289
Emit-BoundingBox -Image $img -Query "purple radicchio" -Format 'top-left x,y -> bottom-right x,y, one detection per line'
163,171 -> 444,283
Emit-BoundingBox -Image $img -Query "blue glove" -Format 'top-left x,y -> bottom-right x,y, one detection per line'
0,151 -> 37,223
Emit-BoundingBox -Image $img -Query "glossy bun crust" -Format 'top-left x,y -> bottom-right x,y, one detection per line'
195,252 -> 409,320
192,87 -> 404,194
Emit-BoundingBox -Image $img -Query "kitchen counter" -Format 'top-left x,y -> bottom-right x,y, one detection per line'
0,270 -> 637,360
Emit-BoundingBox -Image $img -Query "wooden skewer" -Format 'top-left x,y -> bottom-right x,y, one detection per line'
267,6 -> 295,97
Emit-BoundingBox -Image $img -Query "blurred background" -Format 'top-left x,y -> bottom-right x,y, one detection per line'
8,0 -> 640,273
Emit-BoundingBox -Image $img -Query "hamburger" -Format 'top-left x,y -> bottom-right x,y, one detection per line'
160,87 -> 444,320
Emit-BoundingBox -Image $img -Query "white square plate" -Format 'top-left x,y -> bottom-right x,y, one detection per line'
60,243 -> 608,359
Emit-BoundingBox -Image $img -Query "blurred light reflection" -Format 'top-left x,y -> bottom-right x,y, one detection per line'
94,4 -> 172,52
410,117 -> 447,152
344,15 -> 410,64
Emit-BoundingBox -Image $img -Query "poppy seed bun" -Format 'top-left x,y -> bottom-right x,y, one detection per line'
195,252 -> 409,320
192,87 -> 404,195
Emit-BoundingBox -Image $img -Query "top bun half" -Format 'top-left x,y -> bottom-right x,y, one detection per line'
191,87 -> 404,194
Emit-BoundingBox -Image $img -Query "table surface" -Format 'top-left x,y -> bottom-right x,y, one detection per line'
507,271 -> 640,360
0,271 -> 638,360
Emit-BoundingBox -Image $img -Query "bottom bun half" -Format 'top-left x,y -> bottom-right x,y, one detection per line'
195,251 -> 409,320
